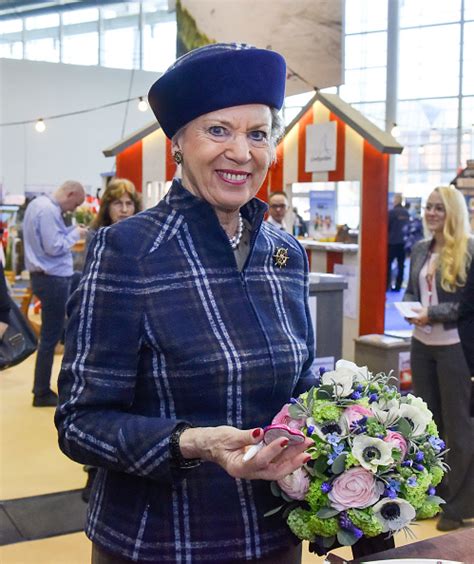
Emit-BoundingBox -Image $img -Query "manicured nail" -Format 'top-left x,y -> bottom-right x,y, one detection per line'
303,455 -> 312,464
281,439 -> 289,447
252,428 -> 262,438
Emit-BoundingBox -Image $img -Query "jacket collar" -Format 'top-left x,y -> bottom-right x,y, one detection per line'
165,178 -> 268,232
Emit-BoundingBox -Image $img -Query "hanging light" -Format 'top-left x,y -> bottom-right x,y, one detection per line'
418,145 -> 425,155
391,123 -> 400,138
138,97 -> 148,112
35,118 -> 46,133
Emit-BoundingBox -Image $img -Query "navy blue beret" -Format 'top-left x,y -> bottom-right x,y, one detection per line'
148,43 -> 286,139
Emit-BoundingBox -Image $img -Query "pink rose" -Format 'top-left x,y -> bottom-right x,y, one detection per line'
384,430 -> 408,460
328,467 -> 383,511
272,404 -> 305,430
340,404 -> 373,430
277,468 -> 310,500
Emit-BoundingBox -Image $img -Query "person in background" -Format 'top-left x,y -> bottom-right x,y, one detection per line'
0,263 -> 10,342
23,181 -> 88,407
387,192 -> 410,291
81,177 -> 142,503
403,185 -> 474,532
266,190 -> 289,231
56,43 -> 315,564
458,260 -> 474,395
86,178 -> 142,248
292,206 -> 308,238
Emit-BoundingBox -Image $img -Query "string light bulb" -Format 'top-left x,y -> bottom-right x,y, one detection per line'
391,123 -> 400,138
138,97 -> 148,112
35,118 -> 46,133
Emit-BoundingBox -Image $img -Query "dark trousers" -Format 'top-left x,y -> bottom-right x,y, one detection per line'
31,272 -> 72,396
92,543 -> 302,563
410,337 -> 474,520
387,243 -> 406,290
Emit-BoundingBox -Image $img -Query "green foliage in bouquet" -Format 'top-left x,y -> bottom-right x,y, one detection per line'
268,360 -> 447,550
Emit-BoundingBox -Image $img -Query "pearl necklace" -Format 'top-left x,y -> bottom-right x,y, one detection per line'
228,213 -> 244,250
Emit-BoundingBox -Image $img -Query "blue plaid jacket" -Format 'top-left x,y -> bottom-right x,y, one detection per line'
56,180 -> 316,562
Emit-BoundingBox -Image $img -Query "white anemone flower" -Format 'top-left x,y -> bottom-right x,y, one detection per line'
352,435 -> 394,472
405,394 -> 433,418
335,359 -> 370,383
371,398 -> 400,426
398,403 -> 431,437
372,497 -> 416,532
322,368 -> 354,397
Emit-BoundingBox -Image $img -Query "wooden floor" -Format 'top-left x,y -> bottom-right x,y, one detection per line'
0,352 -> 455,563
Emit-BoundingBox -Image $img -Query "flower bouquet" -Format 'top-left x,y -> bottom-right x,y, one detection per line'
267,360 -> 447,554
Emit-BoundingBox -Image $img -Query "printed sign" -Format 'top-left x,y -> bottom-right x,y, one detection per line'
305,122 -> 337,173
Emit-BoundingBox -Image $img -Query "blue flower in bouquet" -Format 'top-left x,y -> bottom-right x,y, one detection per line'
266,359 -> 447,551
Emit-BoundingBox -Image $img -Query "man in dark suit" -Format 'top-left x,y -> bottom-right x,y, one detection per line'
387,193 -> 410,291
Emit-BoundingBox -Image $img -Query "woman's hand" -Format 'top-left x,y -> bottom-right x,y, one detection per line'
410,306 -> 429,326
180,425 -> 313,481
0,321 -> 8,341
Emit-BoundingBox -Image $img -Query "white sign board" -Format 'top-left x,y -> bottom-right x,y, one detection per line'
305,122 -> 337,173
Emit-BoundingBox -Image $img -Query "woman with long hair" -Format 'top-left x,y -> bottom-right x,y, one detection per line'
403,185 -> 474,531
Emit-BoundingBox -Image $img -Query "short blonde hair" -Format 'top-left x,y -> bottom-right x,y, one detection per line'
432,185 -> 471,291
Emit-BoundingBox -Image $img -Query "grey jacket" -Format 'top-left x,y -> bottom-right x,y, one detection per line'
403,237 -> 474,329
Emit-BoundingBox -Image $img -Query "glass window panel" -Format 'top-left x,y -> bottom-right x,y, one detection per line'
24,37 -> 59,62
399,25 -> 460,99
400,0 -> 461,27
463,22 -> 474,95
340,67 -> 386,102
345,32 -> 387,70
143,0 -> 169,12
463,96 -> 474,129
63,32 -> 98,65
0,42 -> 22,59
0,19 -> 22,33
352,102 -> 386,130
345,0 -> 388,34
62,8 -> 98,25
101,3 -> 140,19
465,0 -> 474,20
25,14 -> 59,30
102,27 -> 139,69
143,20 -> 177,72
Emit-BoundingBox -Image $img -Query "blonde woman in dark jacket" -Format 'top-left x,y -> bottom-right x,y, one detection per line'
403,185 -> 474,532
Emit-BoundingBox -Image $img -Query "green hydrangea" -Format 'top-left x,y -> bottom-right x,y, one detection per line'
348,508 -> 383,537
287,508 -> 315,540
402,471 -> 431,509
426,421 -> 439,437
309,515 -> 339,537
311,400 -> 341,423
345,452 -> 359,469
286,508 -> 339,540
305,478 -> 328,511
430,465 -> 444,486
416,500 -> 441,520
366,418 -> 386,436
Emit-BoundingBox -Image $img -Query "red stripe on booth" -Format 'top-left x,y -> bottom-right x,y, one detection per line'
328,114 -> 346,182
165,137 -> 177,181
298,107 -> 313,183
116,141 -> 143,193
359,141 -> 389,336
270,142 -> 285,191
326,251 -> 344,273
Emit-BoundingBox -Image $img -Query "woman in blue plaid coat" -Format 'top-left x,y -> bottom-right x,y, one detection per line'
56,44 -> 316,563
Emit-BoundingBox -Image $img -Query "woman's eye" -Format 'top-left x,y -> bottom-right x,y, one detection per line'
208,126 -> 227,136
249,130 -> 268,142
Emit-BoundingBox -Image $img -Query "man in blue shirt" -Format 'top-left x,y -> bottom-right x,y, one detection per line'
23,180 -> 88,407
